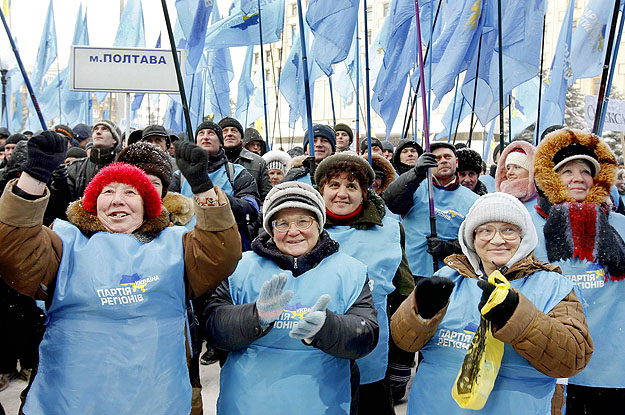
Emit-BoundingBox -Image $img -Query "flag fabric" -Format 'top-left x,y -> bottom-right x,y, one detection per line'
203,0 -> 284,50
334,30 -> 359,107
570,0 -> 620,81
483,119 -> 496,161
460,0 -> 546,125
536,0 -> 575,143
176,0 -> 213,72
510,77 -> 539,139
436,84 -> 472,140
203,5 -> 234,121
235,45 -> 264,125
30,0 -> 57,94
306,0 -> 359,76
130,33 -> 161,121
10,83 -> 22,132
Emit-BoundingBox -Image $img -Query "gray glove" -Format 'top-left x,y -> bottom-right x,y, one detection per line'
256,273 -> 293,329
289,294 -> 331,340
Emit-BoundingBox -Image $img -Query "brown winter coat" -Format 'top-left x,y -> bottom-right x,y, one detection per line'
0,179 -> 241,301
390,253 -> 593,379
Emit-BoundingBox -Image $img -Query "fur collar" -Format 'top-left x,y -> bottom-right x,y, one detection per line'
65,199 -> 170,242
163,192 -> 194,226
495,140 -> 537,202
444,253 -> 561,281
534,128 -> 616,205
290,154 -> 308,169
251,229 -> 339,277
370,153 -> 396,194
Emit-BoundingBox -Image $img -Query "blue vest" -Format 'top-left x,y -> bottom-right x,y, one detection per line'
407,267 -> 577,415
294,172 -> 313,185
402,184 -> 478,276
24,220 -> 190,415
326,215 -> 403,384
218,251 -> 368,415
531,208 -> 625,388
479,175 -> 496,193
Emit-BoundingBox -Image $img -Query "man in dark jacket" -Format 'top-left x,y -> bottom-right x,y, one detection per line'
282,124 -> 336,185
219,117 -> 272,201
66,120 -> 121,200
170,121 -> 260,252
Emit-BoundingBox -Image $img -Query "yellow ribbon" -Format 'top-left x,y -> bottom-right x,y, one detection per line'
480,270 -> 510,315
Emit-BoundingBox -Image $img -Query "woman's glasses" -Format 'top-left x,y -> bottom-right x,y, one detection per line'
272,216 -> 316,232
474,224 -> 521,242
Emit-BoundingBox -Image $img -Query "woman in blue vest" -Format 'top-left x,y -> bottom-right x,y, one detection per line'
314,152 -> 415,413
390,192 -> 592,414
0,133 -> 241,415
494,140 -> 538,210
205,181 -> 379,415
532,128 -> 625,413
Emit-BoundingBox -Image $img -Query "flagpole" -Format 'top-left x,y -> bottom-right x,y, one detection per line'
535,14 -> 546,145
468,33 -> 484,147
57,60 -> 62,123
414,0 -> 437,272
593,0 -> 621,134
328,75 -> 336,125
497,0 -> 505,154
508,95 -> 512,142
160,0 -> 193,140
355,20 -> 360,148
597,7 -> 624,136
0,9 -> 47,130
447,76 -> 459,142
453,99 -> 465,145
257,0 -> 270,150
295,0 -> 316,180
363,0 -> 374,165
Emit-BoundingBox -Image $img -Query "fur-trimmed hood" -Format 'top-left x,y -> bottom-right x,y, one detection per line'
534,128 -> 616,205
495,140 -> 537,202
65,199 -> 170,242
369,153 -> 396,194
163,192 -> 194,226
290,154 -> 308,169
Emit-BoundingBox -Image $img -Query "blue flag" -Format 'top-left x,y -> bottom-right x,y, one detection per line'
176,0 -> 213,72
510,77 -> 539,139
436,86 -> 472,140
334,30 -> 359,107
235,45 -> 263,125
204,5 -> 234,120
203,0 -> 284,49
30,0 -> 57,94
306,0 -> 359,76
130,34 -> 161,121
537,0 -> 575,142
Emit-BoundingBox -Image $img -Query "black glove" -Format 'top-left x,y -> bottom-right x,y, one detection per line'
23,131 -> 67,183
477,279 -> 519,328
174,141 -> 214,194
414,152 -> 438,180
415,276 -> 455,319
427,237 -> 460,261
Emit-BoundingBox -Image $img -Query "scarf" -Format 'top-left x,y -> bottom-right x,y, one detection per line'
498,177 -> 535,202
537,197 -> 625,281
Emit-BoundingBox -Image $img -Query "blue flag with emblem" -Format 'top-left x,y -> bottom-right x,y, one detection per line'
537,0 -> 575,142
176,0 -> 212,72
510,77 -> 539,139
203,0 -> 284,49
306,0 -> 359,76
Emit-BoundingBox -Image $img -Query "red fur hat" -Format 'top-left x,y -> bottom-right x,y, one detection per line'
82,162 -> 162,219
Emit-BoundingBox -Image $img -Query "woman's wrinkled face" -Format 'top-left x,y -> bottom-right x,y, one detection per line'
320,172 -> 364,216
268,169 -> 284,186
505,164 -> 529,181
557,160 -> 594,202
272,208 -> 320,257
474,221 -> 521,272
96,182 -> 145,234
146,174 -> 163,198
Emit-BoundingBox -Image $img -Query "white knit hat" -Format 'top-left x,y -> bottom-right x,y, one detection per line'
262,181 -> 326,236
262,150 -> 292,175
458,192 -> 538,276
505,149 -> 531,172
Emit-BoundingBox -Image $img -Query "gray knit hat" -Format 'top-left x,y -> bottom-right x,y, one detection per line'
262,150 -> 292,175
262,181 -> 326,236
93,120 -> 121,146
458,192 -> 537,276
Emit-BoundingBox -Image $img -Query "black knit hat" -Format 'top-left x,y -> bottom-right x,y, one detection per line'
218,117 -> 244,138
303,124 -> 337,153
93,120 -> 122,146
195,121 -> 223,144
334,123 -> 354,145
54,124 -> 75,141
456,147 -> 483,174
5,133 -> 26,146
116,142 -> 173,198
0,127 -> 10,138
381,141 -> 394,152
392,139 -> 423,172
243,127 -> 267,154
66,146 -> 87,159
360,137 -> 383,154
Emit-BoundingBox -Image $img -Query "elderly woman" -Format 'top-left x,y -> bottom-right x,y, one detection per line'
314,153 -> 415,412
391,192 -> 592,414
205,181 -> 379,414
0,132 -> 241,414
532,128 -> 625,413
495,140 -> 538,209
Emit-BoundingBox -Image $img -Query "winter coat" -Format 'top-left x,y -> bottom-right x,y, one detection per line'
495,140 -> 537,203
391,253 -> 592,414
225,145 -> 272,201
282,154 -> 313,184
205,229 -> 378,414
66,146 -> 119,200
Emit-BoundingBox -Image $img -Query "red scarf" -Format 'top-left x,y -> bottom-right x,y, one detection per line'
326,204 -> 363,226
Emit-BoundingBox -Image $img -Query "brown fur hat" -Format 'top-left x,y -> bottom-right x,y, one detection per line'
534,128 -> 617,205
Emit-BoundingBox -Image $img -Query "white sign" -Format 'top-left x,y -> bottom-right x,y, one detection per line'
584,95 -> 625,132
70,46 -> 185,93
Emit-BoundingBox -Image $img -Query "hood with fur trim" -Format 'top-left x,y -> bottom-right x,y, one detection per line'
534,128 -> 616,205
163,192 -> 194,226
65,199 -> 170,243
369,153 -> 396,194
495,140 -> 537,202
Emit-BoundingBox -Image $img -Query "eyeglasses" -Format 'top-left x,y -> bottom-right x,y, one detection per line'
272,216 -> 316,232
474,224 -> 521,242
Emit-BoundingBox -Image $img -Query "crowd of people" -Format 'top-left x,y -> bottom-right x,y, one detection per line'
0,118 -> 623,415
